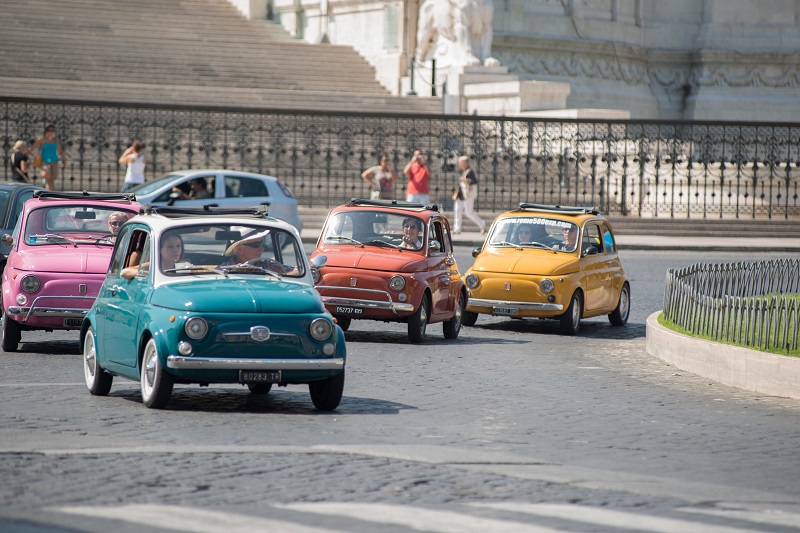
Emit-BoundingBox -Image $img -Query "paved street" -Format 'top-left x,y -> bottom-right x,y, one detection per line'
1,249 -> 800,533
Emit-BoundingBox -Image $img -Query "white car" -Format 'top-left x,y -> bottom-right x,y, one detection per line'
129,169 -> 302,232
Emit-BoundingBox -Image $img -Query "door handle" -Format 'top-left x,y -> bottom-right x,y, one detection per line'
109,285 -> 121,296
445,257 -> 455,266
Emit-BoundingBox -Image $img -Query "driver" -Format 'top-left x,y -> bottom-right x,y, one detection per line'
221,230 -> 294,275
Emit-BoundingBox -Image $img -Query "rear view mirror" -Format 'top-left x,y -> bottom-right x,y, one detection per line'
75,211 -> 97,220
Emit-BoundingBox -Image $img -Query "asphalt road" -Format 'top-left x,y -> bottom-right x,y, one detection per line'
1,249 -> 800,533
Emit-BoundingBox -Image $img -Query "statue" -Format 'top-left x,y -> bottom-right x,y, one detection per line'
416,0 -> 500,68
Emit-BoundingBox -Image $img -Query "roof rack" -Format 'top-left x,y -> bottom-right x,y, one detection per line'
347,198 -> 439,212
33,190 -> 137,202
142,204 -> 270,219
517,203 -> 600,216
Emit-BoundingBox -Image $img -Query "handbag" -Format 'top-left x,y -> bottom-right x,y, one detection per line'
452,186 -> 464,201
33,154 -> 42,169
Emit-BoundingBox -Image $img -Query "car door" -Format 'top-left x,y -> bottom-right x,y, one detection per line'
223,175 -> 271,210
580,222 -> 608,312
601,223 -> 624,309
426,219 -> 453,318
103,227 -> 152,366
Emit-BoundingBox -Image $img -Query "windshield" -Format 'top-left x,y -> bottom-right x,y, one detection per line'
24,205 -> 138,246
488,216 -> 579,252
322,210 -> 426,251
159,223 -> 305,278
128,173 -> 186,195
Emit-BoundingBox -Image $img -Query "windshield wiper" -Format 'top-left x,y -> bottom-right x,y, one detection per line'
364,239 -> 401,249
491,240 -> 523,250
326,236 -> 364,247
519,241 -> 555,251
165,266 -> 229,277
219,264 -> 282,279
30,233 -> 78,247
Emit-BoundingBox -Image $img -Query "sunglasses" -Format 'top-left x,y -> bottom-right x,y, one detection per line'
243,241 -> 264,248
108,221 -> 123,227
403,224 -> 419,230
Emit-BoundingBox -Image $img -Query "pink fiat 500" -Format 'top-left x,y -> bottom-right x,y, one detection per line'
1,191 -> 141,351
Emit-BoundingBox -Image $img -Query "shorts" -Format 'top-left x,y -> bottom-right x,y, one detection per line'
42,162 -> 60,181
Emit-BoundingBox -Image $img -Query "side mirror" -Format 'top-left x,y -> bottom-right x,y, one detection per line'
310,255 -> 327,269
582,245 -> 599,257
428,239 -> 441,252
167,191 -> 181,206
1,234 -> 13,247
471,246 -> 482,258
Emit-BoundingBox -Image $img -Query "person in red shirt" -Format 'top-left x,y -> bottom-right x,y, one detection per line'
402,150 -> 430,204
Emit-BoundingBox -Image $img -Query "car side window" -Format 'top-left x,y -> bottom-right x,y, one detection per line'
429,220 -> 445,254
107,227 -> 132,276
125,230 -> 150,278
583,224 -> 603,254
12,191 -> 35,228
602,224 -> 616,254
226,176 -> 269,198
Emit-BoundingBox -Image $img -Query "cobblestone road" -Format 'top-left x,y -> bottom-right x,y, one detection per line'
1,250 -> 799,533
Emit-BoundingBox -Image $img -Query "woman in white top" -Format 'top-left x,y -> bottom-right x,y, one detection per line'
119,141 -> 145,192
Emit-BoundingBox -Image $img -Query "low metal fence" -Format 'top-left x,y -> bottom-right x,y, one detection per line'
3,97 -> 800,219
663,260 -> 800,353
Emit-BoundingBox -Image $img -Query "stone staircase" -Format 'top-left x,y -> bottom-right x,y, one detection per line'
0,0 -> 441,114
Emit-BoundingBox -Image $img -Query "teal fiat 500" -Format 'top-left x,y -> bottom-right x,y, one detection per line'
80,206 -> 345,410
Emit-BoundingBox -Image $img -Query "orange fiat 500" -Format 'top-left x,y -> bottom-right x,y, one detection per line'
463,204 -> 630,335
310,199 -> 466,343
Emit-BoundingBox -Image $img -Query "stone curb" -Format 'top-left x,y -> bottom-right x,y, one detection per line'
645,312 -> 800,399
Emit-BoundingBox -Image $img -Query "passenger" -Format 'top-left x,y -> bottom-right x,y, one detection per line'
172,178 -> 211,200
560,225 -> 579,252
106,212 -> 129,240
160,234 -> 184,271
221,231 -> 293,274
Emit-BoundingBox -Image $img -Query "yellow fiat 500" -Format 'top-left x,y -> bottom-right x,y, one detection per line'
462,204 -> 630,335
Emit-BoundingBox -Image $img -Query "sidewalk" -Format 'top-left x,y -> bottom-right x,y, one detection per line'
301,228 -> 800,252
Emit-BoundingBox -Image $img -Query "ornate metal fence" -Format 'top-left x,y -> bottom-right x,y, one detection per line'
663,260 -> 800,353
3,97 -> 800,219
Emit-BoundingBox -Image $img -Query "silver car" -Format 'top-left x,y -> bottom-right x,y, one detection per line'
129,169 -> 302,231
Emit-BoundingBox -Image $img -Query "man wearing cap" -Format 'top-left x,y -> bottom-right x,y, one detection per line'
221,230 -> 294,275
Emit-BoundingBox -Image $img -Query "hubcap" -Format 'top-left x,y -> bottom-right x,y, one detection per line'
84,335 -> 96,381
620,288 -> 630,319
571,297 -> 580,327
143,346 -> 157,396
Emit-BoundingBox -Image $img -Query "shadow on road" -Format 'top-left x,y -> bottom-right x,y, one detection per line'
465,319 -> 646,340
342,330 -> 528,345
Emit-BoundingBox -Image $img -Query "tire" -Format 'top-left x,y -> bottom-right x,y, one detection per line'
83,326 -> 112,396
608,282 -> 631,327
309,370 -> 345,411
559,291 -> 582,336
443,291 -> 465,339
461,310 -> 479,327
336,316 -> 351,332
407,293 -> 430,343
140,337 -> 174,409
2,313 -> 20,352
247,383 -> 272,395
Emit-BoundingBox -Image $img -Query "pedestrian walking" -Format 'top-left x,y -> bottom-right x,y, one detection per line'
452,155 -> 486,235
10,140 -> 31,183
403,150 -> 430,204
361,154 -> 398,200
119,141 -> 145,192
31,124 -> 67,191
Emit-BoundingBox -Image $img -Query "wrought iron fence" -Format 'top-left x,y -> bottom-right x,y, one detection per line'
3,97 -> 800,219
663,260 -> 800,353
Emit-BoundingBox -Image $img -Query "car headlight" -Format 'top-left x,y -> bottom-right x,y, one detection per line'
20,275 -> 40,293
310,317 -> 333,341
465,274 -> 479,289
389,275 -> 405,291
540,278 -> 555,294
311,267 -> 322,284
184,317 -> 208,340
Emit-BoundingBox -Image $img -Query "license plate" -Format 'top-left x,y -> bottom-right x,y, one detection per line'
493,306 -> 519,316
335,306 -> 364,315
239,370 -> 281,383
63,318 -> 83,327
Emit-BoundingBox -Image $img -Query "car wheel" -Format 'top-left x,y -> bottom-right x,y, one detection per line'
83,326 -> 112,396
608,282 -> 631,326
559,291 -> 582,336
140,337 -> 174,409
407,293 -> 429,343
309,370 -> 345,411
247,383 -> 272,395
443,291 -> 464,339
2,313 -> 20,352
336,316 -> 351,332
461,310 -> 479,327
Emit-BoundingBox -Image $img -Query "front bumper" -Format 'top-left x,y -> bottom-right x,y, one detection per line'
467,298 -> 563,312
316,286 -> 414,314
7,295 -> 95,322
167,356 -> 344,370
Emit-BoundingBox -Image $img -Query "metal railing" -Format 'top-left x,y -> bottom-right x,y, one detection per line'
663,260 -> 800,353
3,97 -> 800,219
